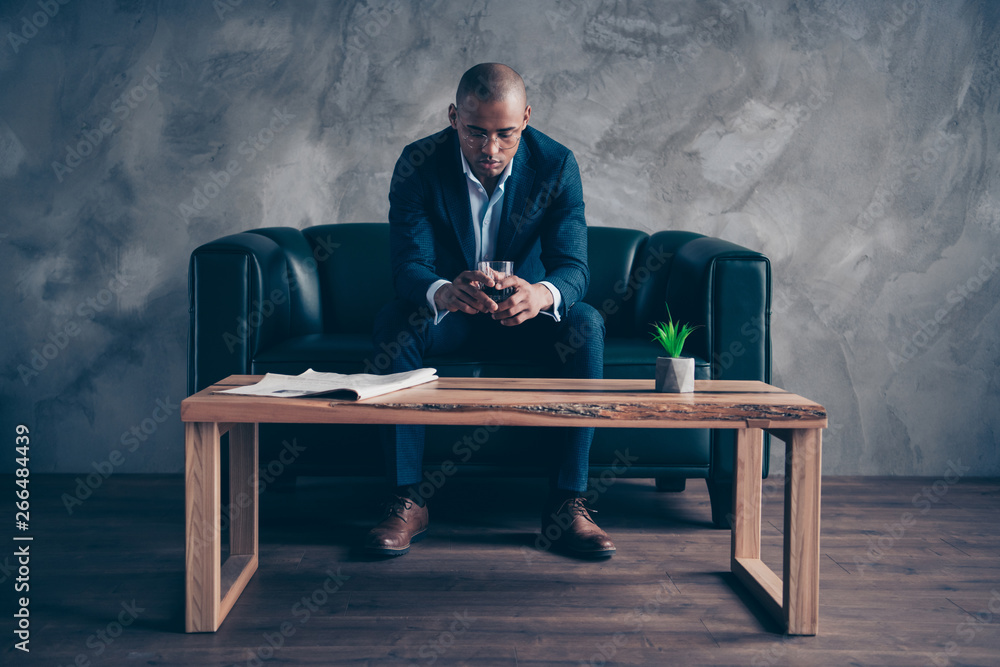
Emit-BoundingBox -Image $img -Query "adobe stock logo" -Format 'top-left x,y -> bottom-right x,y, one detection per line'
6,0 -> 72,55
888,254 -> 999,371
51,64 -> 169,182
17,273 -> 130,386
178,107 -> 295,221
345,0 -> 402,53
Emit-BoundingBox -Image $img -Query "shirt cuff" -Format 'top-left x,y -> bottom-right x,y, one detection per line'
426,279 -> 451,324
538,281 -> 562,322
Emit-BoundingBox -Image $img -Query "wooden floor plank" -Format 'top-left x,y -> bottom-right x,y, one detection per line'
1,474 -> 998,666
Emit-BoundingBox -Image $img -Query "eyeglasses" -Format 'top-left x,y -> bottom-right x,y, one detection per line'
457,116 -> 522,151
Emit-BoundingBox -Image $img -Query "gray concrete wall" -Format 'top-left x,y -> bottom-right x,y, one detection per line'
1,0 -> 997,476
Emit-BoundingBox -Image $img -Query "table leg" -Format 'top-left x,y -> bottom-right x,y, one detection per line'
730,428 -> 783,623
185,422 -> 259,632
730,427 -> 822,635
185,422 -> 220,632
732,427 -> 763,560
220,423 -> 259,624
783,428 -> 822,635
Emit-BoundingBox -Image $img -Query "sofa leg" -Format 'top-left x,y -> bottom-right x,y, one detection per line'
654,477 -> 686,492
706,479 -> 733,529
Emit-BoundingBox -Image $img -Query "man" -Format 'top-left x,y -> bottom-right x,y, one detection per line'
369,63 -> 612,559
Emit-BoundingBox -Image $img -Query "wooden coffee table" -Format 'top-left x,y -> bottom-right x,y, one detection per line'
181,377 -> 826,634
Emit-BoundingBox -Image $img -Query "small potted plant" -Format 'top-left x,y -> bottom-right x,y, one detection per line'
650,305 -> 700,393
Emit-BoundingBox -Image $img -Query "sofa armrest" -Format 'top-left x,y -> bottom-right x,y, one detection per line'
187,233 -> 293,394
662,236 -> 771,383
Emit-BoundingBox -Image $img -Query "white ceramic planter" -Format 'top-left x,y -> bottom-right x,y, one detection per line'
655,356 -> 695,393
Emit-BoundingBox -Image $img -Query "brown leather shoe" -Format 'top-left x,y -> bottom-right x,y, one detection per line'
541,496 -> 616,558
365,495 -> 429,557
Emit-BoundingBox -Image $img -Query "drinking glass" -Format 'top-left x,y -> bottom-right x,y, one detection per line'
478,261 -> 516,303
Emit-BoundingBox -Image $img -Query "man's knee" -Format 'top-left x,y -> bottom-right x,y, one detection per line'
374,300 -> 423,342
563,303 -> 606,343
552,302 -> 605,369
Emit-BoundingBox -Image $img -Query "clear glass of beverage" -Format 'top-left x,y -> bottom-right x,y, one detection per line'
478,260 -> 516,303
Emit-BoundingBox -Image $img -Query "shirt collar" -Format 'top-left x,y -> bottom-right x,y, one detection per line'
459,146 -> 515,193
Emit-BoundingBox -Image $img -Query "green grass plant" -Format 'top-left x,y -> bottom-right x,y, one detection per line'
650,305 -> 700,358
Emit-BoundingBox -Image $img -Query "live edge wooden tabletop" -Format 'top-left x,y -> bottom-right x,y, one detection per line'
181,377 -> 827,430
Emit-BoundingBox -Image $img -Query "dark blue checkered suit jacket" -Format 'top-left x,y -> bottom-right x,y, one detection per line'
387,126 -> 589,319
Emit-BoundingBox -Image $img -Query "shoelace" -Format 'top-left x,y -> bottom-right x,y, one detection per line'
380,496 -> 415,523
558,497 -> 598,524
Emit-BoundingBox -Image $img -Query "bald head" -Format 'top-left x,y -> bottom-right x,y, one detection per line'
456,63 -> 527,112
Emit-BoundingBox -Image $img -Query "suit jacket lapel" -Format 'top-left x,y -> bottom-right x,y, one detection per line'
497,139 -> 534,261
442,131 -> 477,269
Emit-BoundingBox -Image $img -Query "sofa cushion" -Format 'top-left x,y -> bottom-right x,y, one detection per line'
252,333 -> 376,375
252,333 -> 704,379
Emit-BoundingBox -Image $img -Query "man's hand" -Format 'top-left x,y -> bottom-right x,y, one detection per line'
491,275 -> 554,326
434,270 -> 499,315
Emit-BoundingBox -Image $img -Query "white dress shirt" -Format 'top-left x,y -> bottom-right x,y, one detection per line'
425,148 -> 562,324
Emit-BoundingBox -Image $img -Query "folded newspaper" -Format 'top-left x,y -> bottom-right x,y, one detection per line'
215,368 -> 438,401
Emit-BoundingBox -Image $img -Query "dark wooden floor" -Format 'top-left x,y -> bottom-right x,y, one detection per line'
2,473 -> 999,666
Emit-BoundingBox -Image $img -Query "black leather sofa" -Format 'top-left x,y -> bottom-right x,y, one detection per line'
187,223 -> 771,527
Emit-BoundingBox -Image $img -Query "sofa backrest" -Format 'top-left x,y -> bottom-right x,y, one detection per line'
245,227 -> 324,336
583,227 -> 647,336
632,230 -> 706,333
298,222 -> 660,336
303,223 -> 393,335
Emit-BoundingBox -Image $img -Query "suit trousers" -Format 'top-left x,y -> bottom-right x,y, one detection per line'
372,298 -> 606,492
